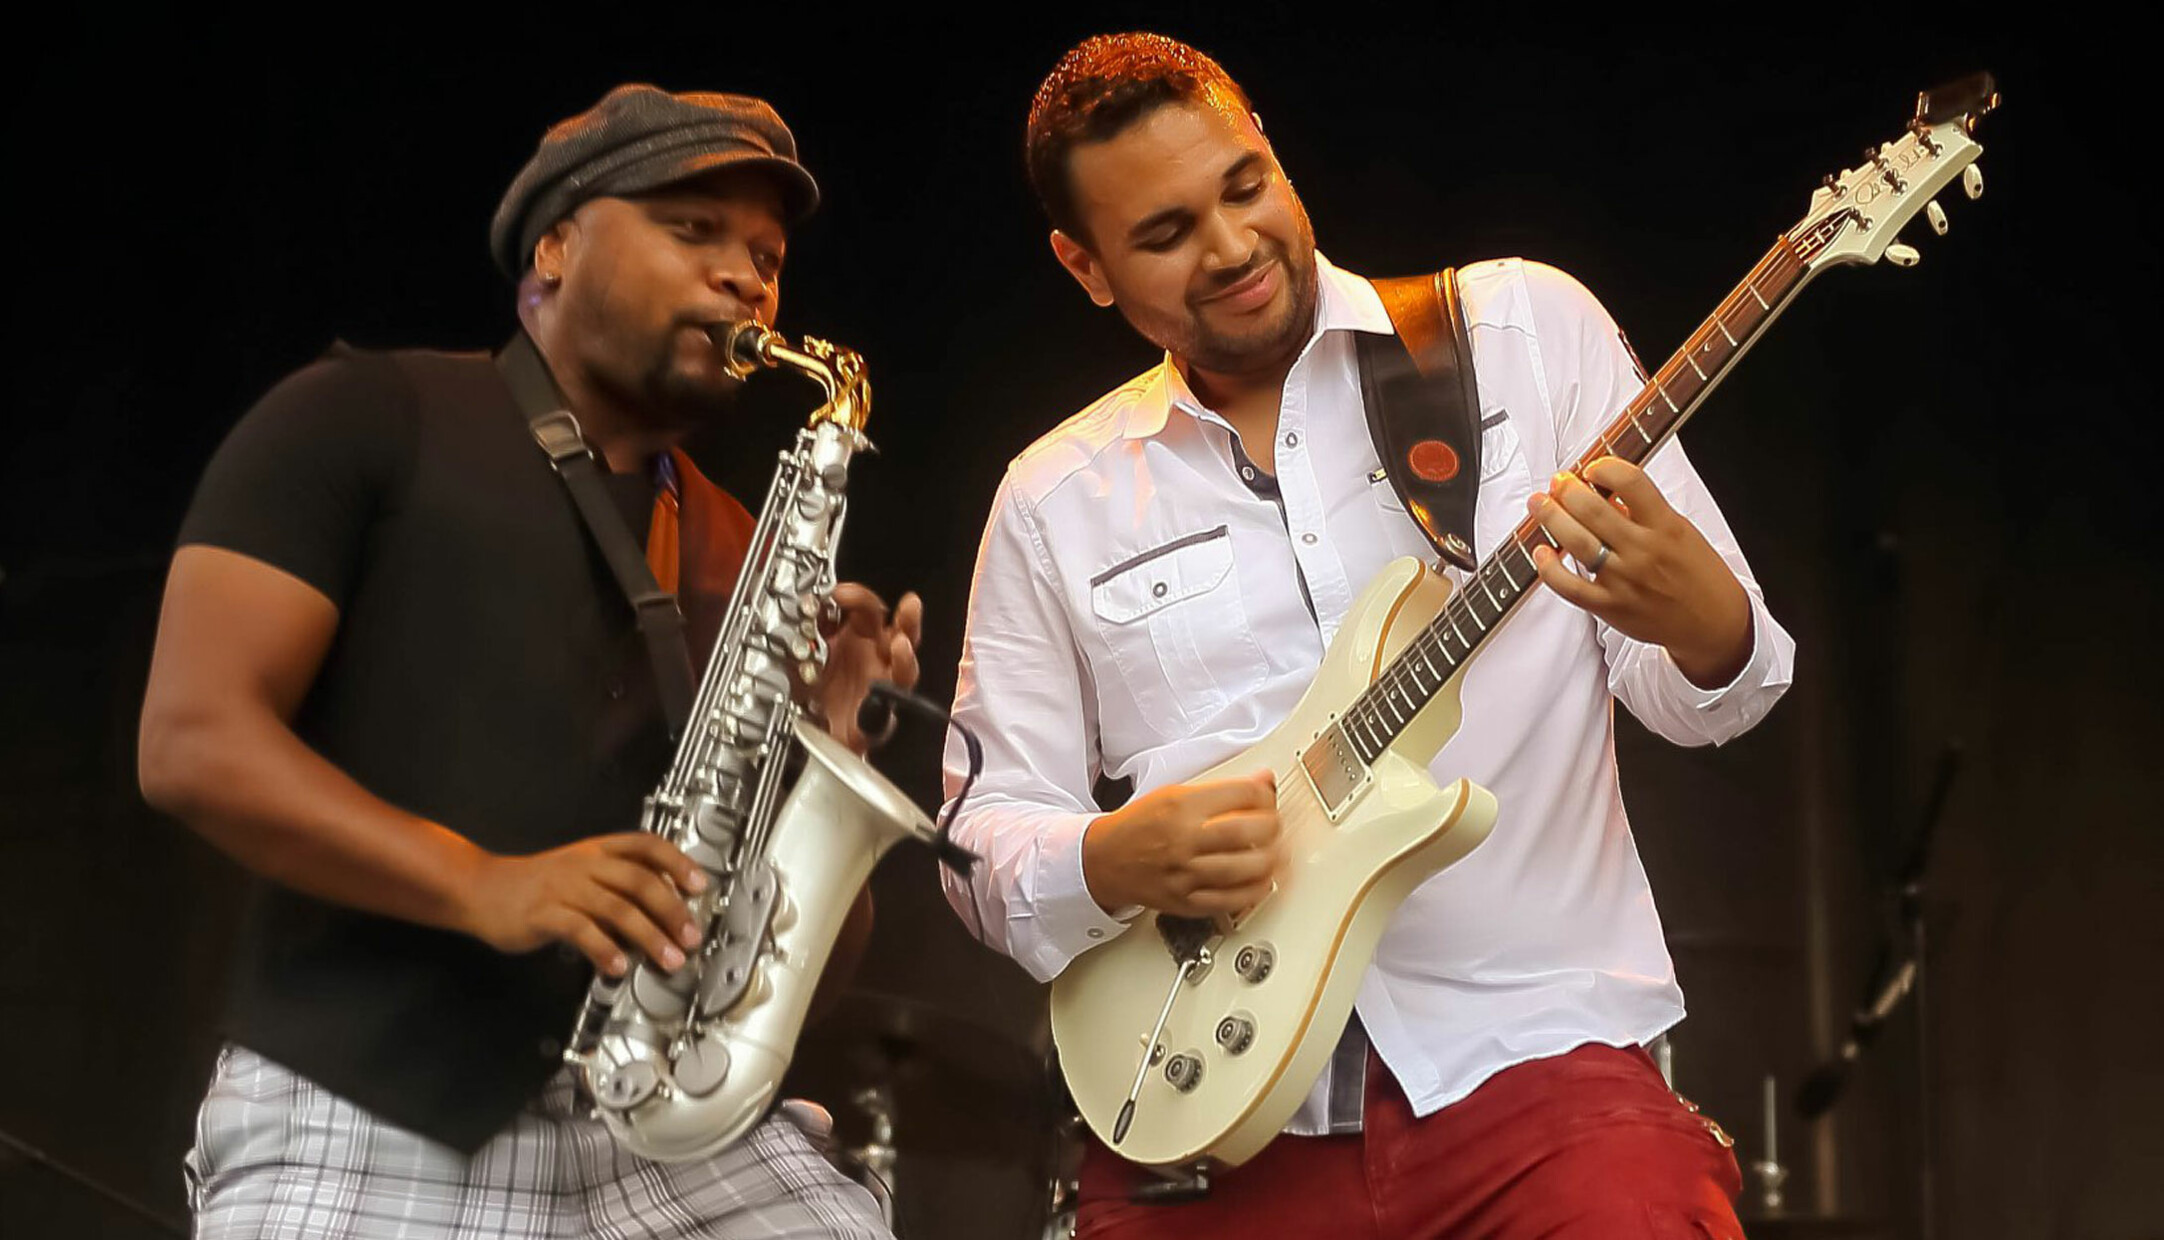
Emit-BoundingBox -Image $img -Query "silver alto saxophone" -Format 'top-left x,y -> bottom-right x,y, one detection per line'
566,321 -> 939,1162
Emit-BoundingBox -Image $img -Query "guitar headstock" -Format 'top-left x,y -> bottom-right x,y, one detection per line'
1789,73 -> 1999,271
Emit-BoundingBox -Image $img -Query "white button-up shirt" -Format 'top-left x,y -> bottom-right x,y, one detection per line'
941,254 -> 1794,1132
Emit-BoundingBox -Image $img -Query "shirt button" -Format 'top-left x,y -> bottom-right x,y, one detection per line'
1241,466 -> 1256,481
1302,532 -> 1319,545
1087,928 -> 1105,940
1152,582 -> 1168,598
1284,431 -> 1301,448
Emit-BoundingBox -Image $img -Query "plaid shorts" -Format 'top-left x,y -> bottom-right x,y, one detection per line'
184,1044 -> 889,1239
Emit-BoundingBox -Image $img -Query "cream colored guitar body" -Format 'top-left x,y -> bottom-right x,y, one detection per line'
1050,556 -> 1497,1169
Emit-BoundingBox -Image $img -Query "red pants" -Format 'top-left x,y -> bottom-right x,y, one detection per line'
1076,1043 -> 1745,1239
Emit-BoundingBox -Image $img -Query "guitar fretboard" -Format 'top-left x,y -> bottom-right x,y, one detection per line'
1336,239 -> 1810,764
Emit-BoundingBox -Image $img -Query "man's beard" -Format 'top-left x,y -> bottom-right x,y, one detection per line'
1140,221 -> 1322,378
610,328 -> 742,430
1177,248 -> 1319,375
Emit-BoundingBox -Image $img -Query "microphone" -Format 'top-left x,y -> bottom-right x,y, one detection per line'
855,689 -> 900,750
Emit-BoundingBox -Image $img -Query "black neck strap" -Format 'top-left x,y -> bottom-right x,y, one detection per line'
1356,268 -> 1482,572
496,332 -> 696,739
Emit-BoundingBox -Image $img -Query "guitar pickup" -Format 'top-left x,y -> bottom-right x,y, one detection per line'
1299,723 -> 1368,816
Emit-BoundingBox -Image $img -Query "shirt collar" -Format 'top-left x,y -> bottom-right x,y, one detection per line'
1127,251 -> 1394,440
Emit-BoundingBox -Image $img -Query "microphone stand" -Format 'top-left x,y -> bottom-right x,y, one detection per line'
1795,741 -> 1961,1240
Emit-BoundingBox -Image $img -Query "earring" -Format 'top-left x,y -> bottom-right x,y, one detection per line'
539,270 -> 562,287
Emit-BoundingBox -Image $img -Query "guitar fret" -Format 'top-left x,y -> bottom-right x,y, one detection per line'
1654,379 -> 1678,413
1420,644 -> 1444,683
1716,317 -> 1738,346
1747,283 -> 1769,309
1686,352 -> 1708,380
1354,713 -> 1382,756
1630,409 -> 1653,444
1444,613 -> 1468,647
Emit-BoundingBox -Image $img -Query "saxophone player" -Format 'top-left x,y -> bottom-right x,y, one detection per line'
139,85 -> 913,1238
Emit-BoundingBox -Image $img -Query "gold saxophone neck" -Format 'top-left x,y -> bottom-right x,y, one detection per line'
710,321 -> 871,433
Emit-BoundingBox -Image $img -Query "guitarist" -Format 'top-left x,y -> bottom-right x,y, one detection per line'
942,33 -> 1793,1240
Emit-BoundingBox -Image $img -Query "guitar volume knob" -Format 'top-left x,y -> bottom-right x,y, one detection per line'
1233,943 -> 1275,983
1164,1052 -> 1205,1093
1215,1013 -> 1256,1055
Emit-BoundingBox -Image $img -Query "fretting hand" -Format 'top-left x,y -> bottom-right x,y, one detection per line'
1526,457 -> 1753,688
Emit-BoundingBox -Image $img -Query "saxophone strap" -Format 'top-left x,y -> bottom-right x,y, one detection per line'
1357,268 -> 1482,573
497,331 -> 697,739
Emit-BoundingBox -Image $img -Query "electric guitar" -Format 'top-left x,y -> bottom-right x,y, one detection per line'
1050,74 -> 2000,1171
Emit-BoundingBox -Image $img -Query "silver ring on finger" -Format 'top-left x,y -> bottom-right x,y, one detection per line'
1587,542 -> 1612,577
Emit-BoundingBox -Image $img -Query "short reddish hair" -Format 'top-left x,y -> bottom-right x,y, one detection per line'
1025,33 -> 1253,242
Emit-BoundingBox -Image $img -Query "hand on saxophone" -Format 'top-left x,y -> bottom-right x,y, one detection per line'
815,582 -> 923,753
459,835 -> 709,979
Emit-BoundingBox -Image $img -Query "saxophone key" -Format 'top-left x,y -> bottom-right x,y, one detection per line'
631,961 -> 698,1022
673,1039 -> 732,1098
596,1060 -> 663,1112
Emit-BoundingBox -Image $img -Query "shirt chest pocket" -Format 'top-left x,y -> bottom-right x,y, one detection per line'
1088,525 -> 1270,738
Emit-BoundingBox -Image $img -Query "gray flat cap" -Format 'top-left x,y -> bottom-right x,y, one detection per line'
490,83 -> 820,278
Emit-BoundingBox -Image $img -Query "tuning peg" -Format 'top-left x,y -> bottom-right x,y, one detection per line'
1926,201 -> 1949,235
1963,165 -> 1984,200
1885,243 -> 1922,267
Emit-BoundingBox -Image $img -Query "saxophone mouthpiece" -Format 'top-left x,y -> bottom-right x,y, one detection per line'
708,320 -> 775,378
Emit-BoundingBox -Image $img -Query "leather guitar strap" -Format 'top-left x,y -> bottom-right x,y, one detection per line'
496,331 -> 697,741
1357,268 -> 1483,572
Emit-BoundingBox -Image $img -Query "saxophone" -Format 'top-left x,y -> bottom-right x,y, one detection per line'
566,321 -> 938,1162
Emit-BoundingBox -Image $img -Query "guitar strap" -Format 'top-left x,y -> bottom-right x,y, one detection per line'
1357,268 -> 1482,572
496,331 -> 698,741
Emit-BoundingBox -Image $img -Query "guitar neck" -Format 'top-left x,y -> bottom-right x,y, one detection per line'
1338,239 -> 1814,763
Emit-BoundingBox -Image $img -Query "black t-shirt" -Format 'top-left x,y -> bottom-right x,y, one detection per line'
176,343 -> 751,1150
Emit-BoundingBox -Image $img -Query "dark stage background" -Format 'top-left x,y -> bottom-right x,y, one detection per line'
4,12 -> 2156,1240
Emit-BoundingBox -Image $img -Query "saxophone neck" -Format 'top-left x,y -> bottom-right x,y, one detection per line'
712,321 -> 871,433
